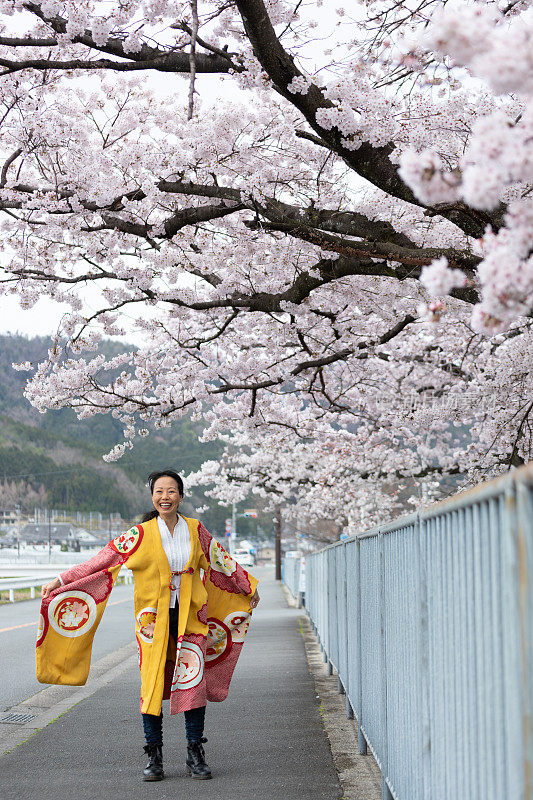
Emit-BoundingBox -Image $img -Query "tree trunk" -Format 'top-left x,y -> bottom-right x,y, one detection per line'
275,506 -> 282,581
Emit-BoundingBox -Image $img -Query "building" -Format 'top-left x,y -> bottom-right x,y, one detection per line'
257,546 -> 275,562
0,508 -> 18,527
19,522 -> 78,546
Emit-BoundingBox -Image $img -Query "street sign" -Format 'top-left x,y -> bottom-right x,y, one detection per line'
225,518 -> 232,537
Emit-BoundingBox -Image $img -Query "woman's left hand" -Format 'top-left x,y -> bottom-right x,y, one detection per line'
250,590 -> 260,609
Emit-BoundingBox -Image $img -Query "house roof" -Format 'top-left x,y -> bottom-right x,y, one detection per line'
20,522 -> 76,541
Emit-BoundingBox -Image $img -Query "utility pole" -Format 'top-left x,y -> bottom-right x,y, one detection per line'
48,509 -> 51,563
275,506 -> 282,581
16,503 -> 21,559
230,501 -> 237,554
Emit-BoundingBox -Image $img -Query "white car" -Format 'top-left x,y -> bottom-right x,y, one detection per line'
232,548 -> 255,568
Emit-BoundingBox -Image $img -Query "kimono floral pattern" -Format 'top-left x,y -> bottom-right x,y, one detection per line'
172,639 -> 205,691
198,522 -> 252,596
169,633 -> 208,713
137,607 -> 157,643
209,538 -> 237,576
204,637 -> 245,703
53,540 -> 127,587
110,525 -> 143,558
48,591 -> 97,638
224,611 -> 251,643
206,617 -> 232,666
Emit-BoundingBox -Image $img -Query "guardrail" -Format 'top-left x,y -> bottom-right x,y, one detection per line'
285,462 -> 533,800
0,576 -> 56,602
0,570 -> 134,602
0,549 -> 101,565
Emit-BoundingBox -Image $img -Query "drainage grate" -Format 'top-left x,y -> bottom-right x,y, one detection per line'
1,713 -> 38,725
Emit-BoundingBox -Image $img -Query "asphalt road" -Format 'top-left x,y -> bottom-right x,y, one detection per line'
0,581 -> 136,711
0,567 -> 342,800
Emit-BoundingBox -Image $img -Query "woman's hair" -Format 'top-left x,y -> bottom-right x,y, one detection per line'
140,469 -> 184,523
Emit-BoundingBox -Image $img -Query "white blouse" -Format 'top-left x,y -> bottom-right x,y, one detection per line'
157,514 -> 192,607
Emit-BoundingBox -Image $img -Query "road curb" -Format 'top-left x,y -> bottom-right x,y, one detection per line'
0,641 -> 137,756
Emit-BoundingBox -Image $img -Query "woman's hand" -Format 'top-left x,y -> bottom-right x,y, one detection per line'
41,577 -> 61,599
250,590 -> 260,609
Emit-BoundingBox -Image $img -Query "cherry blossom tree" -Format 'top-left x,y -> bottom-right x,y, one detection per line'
0,0 -> 531,530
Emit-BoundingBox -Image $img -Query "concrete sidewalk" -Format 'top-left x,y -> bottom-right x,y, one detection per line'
0,568 -> 342,800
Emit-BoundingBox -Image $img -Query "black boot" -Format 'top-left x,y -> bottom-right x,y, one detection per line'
143,743 -> 164,781
186,737 -> 212,779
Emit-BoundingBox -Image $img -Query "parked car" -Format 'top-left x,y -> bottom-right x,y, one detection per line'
232,548 -> 255,568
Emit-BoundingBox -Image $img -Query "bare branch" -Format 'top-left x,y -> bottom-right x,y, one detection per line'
172,21 -> 237,65
187,1 -> 199,120
292,313 -> 416,375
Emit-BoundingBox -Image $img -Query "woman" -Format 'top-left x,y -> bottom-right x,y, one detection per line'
39,469 -> 260,782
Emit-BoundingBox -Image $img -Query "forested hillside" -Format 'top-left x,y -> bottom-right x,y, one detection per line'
0,335 -> 229,529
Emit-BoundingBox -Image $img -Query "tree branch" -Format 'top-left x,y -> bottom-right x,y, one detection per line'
0,52 -> 231,75
234,0 -> 497,239
0,147 -> 22,187
16,1 -> 236,73
187,1 -> 199,119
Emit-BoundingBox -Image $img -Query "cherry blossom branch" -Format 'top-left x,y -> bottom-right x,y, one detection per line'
233,0 -> 492,239
21,1 -> 237,72
245,218 -> 480,274
6,0 -> 504,243
2,181 -> 478,296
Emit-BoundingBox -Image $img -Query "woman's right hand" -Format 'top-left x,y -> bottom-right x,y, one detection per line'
41,577 -> 61,599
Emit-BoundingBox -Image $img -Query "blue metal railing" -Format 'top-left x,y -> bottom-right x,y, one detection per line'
282,553 -> 305,606
283,462 -> 533,800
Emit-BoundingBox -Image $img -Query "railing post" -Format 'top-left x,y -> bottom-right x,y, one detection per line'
418,512 -> 431,800
379,531 -> 393,800
346,696 -> 354,719
516,476 -> 533,800
356,536 -> 367,755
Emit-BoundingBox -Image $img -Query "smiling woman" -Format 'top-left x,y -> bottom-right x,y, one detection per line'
142,470 -> 185,523
38,468 -> 260,783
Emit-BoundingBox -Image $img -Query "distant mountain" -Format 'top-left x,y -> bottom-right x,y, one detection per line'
0,334 -> 228,530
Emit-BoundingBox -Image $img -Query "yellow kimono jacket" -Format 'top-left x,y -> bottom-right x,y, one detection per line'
36,516 -> 258,715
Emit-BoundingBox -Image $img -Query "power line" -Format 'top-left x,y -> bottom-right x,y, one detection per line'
1,466 -> 93,480
0,454 -> 212,481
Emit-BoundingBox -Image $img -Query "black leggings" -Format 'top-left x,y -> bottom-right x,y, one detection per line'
142,604 -> 206,745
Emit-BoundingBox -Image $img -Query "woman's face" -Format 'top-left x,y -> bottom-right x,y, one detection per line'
152,476 -> 182,517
